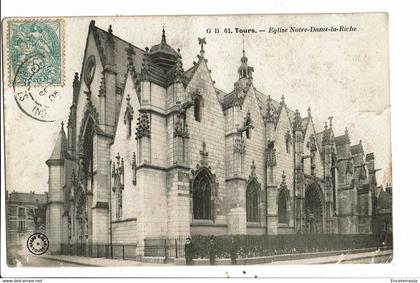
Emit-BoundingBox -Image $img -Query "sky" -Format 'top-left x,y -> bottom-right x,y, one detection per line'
3,13 -> 391,193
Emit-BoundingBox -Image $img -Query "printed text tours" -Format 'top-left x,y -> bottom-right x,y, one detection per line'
206,26 -> 357,34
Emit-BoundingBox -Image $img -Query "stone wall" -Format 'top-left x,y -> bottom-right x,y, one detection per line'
185,60 -> 226,221
111,219 -> 137,243
240,87 -> 267,226
274,104 -> 295,229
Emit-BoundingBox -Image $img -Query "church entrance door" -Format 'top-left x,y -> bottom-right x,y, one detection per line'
304,183 -> 324,234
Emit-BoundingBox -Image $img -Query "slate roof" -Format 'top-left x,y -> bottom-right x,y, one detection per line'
284,107 -> 296,125
301,117 -> 309,134
7,191 -> 48,205
91,23 -> 186,91
215,88 -> 228,103
350,143 -> 364,155
335,134 -> 350,146
149,31 -> 179,57
366,152 -> 375,161
254,90 -> 281,113
253,90 -> 299,124
91,24 -> 145,91
183,64 -> 199,85
221,90 -> 238,110
49,125 -> 67,160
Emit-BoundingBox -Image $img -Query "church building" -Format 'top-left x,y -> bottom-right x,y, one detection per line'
46,21 -> 380,258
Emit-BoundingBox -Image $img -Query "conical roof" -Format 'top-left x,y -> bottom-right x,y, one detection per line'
49,122 -> 67,160
149,28 -> 178,56
149,28 -> 179,73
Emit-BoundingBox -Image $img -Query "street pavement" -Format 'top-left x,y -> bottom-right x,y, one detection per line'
8,248 -> 393,267
13,254 -> 84,267
263,249 -> 393,264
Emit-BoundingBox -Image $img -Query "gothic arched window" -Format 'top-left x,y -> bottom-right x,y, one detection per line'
278,189 -> 288,224
194,96 -> 202,122
82,118 -> 95,185
246,180 -> 260,222
192,170 -> 212,220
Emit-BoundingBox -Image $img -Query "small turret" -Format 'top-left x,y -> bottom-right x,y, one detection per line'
47,122 -> 67,162
238,50 -> 254,80
149,28 -> 179,73
45,122 -> 68,253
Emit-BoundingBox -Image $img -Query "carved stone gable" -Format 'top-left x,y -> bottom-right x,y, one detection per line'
263,95 -> 280,124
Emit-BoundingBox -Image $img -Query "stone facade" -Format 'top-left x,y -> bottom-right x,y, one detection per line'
46,21 -> 383,257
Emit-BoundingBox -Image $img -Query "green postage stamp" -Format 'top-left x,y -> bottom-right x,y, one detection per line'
7,19 -> 64,86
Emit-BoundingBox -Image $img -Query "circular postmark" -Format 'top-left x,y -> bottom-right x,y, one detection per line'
13,83 -> 59,122
27,233 -> 49,255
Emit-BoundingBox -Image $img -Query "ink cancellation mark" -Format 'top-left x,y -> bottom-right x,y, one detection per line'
14,85 -> 58,122
8,19 -> 64,122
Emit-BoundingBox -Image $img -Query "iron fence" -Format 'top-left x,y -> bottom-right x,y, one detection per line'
60,243 -> 137,260
144,237 -> 185,258
143,234 -> 386,259
60,233 -> 389,261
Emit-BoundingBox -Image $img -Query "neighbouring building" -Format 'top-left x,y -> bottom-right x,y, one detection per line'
373,184 -> 393,241
45,21 -> 388,258
6,190 -> 48,247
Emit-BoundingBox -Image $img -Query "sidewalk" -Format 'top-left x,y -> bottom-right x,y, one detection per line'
265,249 -> 393,265
41,254 -> 175,267
40,247 -> 392,266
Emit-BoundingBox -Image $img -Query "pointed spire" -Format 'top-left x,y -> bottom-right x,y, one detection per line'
73,72 -> 79,87
174,48 -> 184,82
241,34 -> 248,63
48,123 -> 67,161
161,26 -> 167,44
89,20 -> 95,30
238,40 -> 254,80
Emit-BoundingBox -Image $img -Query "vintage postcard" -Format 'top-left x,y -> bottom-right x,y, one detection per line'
1,13 -> 392,270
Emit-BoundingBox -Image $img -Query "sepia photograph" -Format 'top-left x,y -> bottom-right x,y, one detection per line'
1,7 -> 408,279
